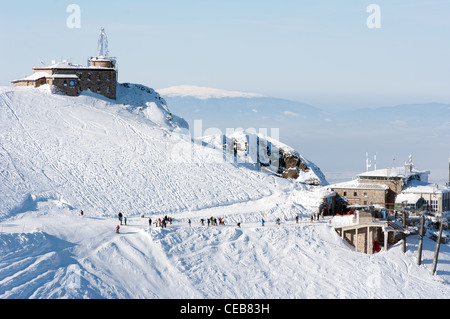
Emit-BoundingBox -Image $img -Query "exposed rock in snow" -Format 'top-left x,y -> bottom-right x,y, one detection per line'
201,130 -> 328,186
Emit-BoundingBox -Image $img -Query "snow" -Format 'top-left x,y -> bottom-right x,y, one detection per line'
20,72 -> 49,81
403,180 -> 450,194
395,193 -> 422,204
32,60 -> 115,70
328,179 -> 389,190
0,85 -> 449,299
358,166 -> 430,181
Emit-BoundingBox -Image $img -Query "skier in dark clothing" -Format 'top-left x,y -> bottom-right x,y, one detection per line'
149,218 -> 152,227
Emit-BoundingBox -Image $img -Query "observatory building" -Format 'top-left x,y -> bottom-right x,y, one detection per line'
12,28 -> 118,100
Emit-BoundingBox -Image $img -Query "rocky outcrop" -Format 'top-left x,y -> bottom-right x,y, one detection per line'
202,130 -> 328,186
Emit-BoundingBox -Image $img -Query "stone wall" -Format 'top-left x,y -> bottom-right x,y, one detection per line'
332,187 -> 387,207
31,67 -> 117,100
52,78 -> 79,97
359,178 -> 403,209
342,226 -> 376,254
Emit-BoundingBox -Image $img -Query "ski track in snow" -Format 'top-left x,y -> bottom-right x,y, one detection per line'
0,86 -> 449,299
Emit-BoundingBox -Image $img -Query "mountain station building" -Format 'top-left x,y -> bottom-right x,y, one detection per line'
11,28 -> 117,100
329,156 -> 450,216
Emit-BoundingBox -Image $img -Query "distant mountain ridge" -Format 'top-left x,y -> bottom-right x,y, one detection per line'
158,85 -> 264,99
158,85 -> 450,183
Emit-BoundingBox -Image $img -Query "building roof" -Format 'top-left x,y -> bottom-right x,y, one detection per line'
33,60 -> 114,71
329,180 -> 389,191
358,166 -> 430,179
395,193 -> 422,204
51,74 -> 79,79
12,72 -> 79,83
402,180 -> 450,194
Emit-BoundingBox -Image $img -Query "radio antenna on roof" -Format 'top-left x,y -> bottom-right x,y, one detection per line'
98,27 -> 109,57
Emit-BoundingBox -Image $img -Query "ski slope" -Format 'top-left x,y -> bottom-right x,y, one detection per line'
0,85 -> 449,299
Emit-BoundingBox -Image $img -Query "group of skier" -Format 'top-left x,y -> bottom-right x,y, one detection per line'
115,212 -> 322,233
116,212 -> 128,233
200,216 -> 225,227
148,215 -> 174,228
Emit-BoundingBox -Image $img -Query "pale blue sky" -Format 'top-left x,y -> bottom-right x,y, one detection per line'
1,0 -> 450,110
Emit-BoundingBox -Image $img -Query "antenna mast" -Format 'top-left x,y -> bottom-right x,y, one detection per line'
366,152 -> 372,172
98,27 -> 109,57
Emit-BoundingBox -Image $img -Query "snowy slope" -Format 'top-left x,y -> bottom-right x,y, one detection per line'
0,85 -> 449,299
0,84 -> 270,217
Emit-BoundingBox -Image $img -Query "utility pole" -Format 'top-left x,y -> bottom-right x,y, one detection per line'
417,213 -> 425,265
402,211 -> 407,253
431,215 -> 444,275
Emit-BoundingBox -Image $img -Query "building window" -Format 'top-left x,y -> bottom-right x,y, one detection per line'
106,86 -> 110,93
343,192 -> 347,196
364,192 -> 367,197
431,200 -> 438,212
354,192 -> 358,196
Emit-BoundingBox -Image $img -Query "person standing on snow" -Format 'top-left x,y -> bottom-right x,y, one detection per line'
262,219 -> 265,226
116,225 -> 120,234
149,218 -> 152,227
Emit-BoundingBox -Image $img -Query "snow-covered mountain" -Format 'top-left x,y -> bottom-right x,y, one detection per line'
157,85 -> 323,134
0,84 -> 449,299
158,85 -> 264,100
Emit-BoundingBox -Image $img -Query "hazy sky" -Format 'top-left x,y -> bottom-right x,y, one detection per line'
1,0 -> 450,110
